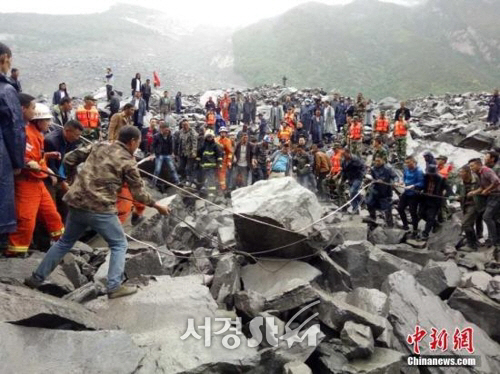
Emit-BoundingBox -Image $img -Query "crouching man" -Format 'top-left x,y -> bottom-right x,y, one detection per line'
25,126 -> 170,299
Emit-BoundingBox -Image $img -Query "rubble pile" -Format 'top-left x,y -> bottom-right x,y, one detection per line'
3,86 -> 500,373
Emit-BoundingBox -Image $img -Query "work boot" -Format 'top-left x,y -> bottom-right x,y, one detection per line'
131,213 -> 145,226
24,275 -> 43,289
108,285 -> 138,299
421,231 -> 429,241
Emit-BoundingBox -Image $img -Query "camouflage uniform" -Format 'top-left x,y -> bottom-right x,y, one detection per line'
323,175 -> 347,206
394,137 -> 407,162
64,141 -> 154,212
373,146 -> 389,161
350,140 -> 362,157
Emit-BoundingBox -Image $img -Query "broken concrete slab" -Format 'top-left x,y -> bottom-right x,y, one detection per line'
383,270 -> 500,373
0,323 -> 143,374
0,283 -> 102,330
124,250 -> 164,279
448,287 -> 500,343
210,253 -> 241,308
241,260 -> 321,312
416,260 -> 461,298
328,241 -> 421,290
486,276 -> 500,303
340,321 -> 375,359
232,177 -> 329,258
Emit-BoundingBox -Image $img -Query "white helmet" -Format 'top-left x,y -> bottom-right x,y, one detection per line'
32,103 -> 52,120
219,126 -> 228,133
205,129 -> 215,138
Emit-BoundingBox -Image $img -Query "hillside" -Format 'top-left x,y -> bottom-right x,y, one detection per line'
232,0 -> 500,99
0,4 -> 245,96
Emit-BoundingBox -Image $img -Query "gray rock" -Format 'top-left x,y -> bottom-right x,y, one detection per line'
340,321 -> 375,359
232,177 -> 328,258
191,247 -> 214,274
210,253 -> 241,307
63,282 -> 102,304
461,271 -> 493,292
383,270 -> 500,373
69,241 -> 94,255
217,226 -> 236,248
315,288 -> 389,338
328,241 -> 421,290
283,361 -> 312,374
448,287 -> 500,343
486,276 -> 500,302
312,251 -> 352,293
0,283 -> 102,330
377,244 -> 446,266
330,217 -> 368,242
0,323 -> 143,374
459,130 -> 494,151
342,347 -> 403,374
241,260 -> 321,312
94,252 -> 110,286
125,250 -> 164,279
234,290 -> 267,318
61,253 -> 88,289
368,227 -> 406,245
427,214 -> 462,252
345,287 -> 388,318
378,97 -> 399,111
416,260 -> 461,297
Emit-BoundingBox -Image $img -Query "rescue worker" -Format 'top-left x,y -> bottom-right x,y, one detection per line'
75,95 -> 100,140
372,137 -> 389,162
7,104 -> 65,257
311,144 -> 331,199
52,96 -> 73,127
216,126 -> 233,191
278,120 -> 294,144
437,155 -> 453,179
436,154 -> 454,223
419,165 -> 448,240
366,155 -> 398,227
206,108 -> 216,131
396,156 -> 424,237
456,165 -> 483,251
323,143 -> 345,204
220,93 -> 231,122
252,136 -> 272,183
373,110 -> 390,143
468,158 -> 500,260
0,43 -> 28,254
25,126 -> 170,298
177,119 -> 198,187
393,113 -> 408,162
108,103 -> 134,142
198,129 -> 223,198
341,148 -> 366,215
348,116 -> 363,156
284,106 -> 296,128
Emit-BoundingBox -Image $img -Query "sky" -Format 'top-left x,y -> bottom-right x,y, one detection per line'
0,0 -> 421,28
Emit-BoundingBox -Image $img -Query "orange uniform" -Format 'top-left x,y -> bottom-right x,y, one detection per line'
116,184 -> 146,224
8,123 -> 64,254
285,111 -> 296,127
330,150 -> 344,175
393,120 -> 408,137
278,125 -> 293,143
219,96 -> 231,122
75,106 -> 100,129
438,164 -> 453,179
374,118 -> 389,133
216,136 -> 233,190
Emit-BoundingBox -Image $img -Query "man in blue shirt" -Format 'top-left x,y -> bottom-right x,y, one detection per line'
397,156 -> 424,236
270,143 -> 292,178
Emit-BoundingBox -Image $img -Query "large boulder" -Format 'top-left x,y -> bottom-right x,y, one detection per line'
0,283 -> 102,330
240,260 -> 321,312
368,227 -> 406,245
377,244 -> 446,266
231,177 -> 328,258
383,270 -> 500,373
312,251 -> 352,293
0,323 -> 143,374
328,241 -> 421,290
461,271 -> 493,292
210,253 -> 241,308
86,275 -> 260,373
344,287 -> 389,318
340,321 -> 375,359
416,260 -> 461,298
427,214 -> 462,252
486,276 -> 500,303
448,288 -> 500,343
459,130 -> 495,151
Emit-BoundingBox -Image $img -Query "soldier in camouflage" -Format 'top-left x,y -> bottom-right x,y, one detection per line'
25,126 -> 170,299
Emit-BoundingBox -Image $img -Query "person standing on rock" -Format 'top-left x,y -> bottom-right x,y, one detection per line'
393,114 -> 408,162
396,156 -> 424,237
456,165 -> 483,251
291,121 -> 307,145
25,126 -> 171,299
487,90 -> 500,127
228,97 -> 238,126
252,136 -> 271,183
311,108 -> 324,145
177,119 -> 198,187
468,158 -> 500,260
270,100 -> 284,133
242,96 -> 252,125
175,91 -> 182,114
107,91 -> 121,118
131,73 -> 141,96
141,79 -> 152,112
232,132 -> 252,189
394,101 -> 411,122
257,113 -> 268,142
52,83 -> 69,106
130,91 -> 146,130
159,91 -> 173,120
105,68 -> 113,101
152,122 -> 179,188
300,99 -> 314,137
293,145 -> 315,191
418,164 -> 448,240
341,148 -> 365,215
311,144 -> 331,199
323,101 -> 336,144
366,155 -> 398,227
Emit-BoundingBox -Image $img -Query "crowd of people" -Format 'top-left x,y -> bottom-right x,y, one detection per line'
1,41 -> 500,301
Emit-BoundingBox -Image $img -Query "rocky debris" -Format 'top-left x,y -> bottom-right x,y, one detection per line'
340,321 -> 375,359
312,251 -> 352,293
232,177 -> 329,259
416,260 -> 461,298
240,260 -> 321,312
283,361 -> 312,374
210,253 -> 241,308
383,270 -> 500,373
124,250 -> 164,279
344,287 -> 389,318
461,271 -> 493,292
62,282 -> 103,304
329,217 -> 368,243
0,283 -> 102,330
234,290 -> 267,318
377,243 -> 446,266
0,323 -> 143,374
486,276 -> 500,302
328,241 -> 421,290
426,214 -> 463,252
368,227 -> 406,245
448,287 -> 500,343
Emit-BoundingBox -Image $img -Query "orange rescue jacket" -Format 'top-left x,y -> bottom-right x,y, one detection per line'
76,106 -> 99,128
375,118 -> 389,133
349,122 -> 363,140
393,120 -> 408,137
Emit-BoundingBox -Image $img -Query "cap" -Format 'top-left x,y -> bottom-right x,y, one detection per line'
84,95 -> 96,101
423,151 -> 433,157
436,155 -> 448,161
219,127 -> 228,133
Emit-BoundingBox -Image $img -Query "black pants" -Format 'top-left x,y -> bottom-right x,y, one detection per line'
252,165 -> 268,184
106,85 -> 113,101
178,156 -> 194,183
398,194 -> 420,230
317,172 -> 329,197
419,201 -> 440,236
143,95 -> 150,111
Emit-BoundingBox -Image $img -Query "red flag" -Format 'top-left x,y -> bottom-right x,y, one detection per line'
153,71 -> 161,87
